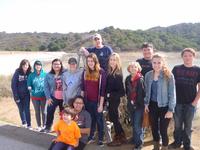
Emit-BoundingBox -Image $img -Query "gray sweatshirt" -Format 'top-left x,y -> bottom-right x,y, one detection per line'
62,68 -> 83,104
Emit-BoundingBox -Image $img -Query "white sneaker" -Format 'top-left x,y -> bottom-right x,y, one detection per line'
21,124 -> 27,128
35,126 -> 42,132
27,126 -> 33,130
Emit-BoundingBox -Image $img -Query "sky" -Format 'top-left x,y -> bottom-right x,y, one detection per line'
0,0 -> 199,33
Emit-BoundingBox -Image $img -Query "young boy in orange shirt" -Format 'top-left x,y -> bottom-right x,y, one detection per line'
51,107 -> 81,150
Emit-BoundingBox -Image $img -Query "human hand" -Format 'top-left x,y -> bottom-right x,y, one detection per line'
165,111 -> 173,119
144,105 -> 149,113
97,105 -> 103,113
47,99 -> 53,106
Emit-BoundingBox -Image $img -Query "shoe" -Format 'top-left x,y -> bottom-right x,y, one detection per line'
27,126 -> 33,130
161,146 -> 168,150
133,145 -> 143,150
40,128 -> 50,133
21,124 -> 27,128
35,126 -> 42,132
183,146 -> 194,150
98,141 -> 104,147
87,138 -> 95,144
168,142 -> 181,149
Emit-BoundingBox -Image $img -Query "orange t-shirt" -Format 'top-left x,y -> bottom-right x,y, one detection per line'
54,120 -> 81,146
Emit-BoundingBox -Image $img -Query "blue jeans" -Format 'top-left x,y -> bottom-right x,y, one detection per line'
52,142 -> 74,150
85,101 -> 104,142
16,94 -> 31,126
130,107 -> 144,147
173,104 -> 196,149
45,96 -> 63,129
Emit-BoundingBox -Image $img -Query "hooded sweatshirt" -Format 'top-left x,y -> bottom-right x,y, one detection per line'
27,61 -> 46,100
62,68 -> 83,104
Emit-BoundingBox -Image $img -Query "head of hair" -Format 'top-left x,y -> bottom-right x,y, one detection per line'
152,53 -> 171,80
18,59 -> 32,75
85,53 -> 100,80
69,95 -> 85,108
108,53 -> 122,76
63,106 -> 76,118
141,42 -> 154,49
181,48 -> 196,57
127,61 -> 142,74
50,58 -> 63,75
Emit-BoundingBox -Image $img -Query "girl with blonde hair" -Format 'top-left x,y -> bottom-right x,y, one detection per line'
144,53 -> 176,150
106,53 -> 126,146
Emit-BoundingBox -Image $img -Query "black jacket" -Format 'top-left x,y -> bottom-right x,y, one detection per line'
125,75 -> 145,110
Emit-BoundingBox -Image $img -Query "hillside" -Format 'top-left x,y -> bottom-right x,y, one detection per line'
0,23 -> 200,52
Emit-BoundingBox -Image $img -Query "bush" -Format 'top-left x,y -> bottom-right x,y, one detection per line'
0,75 -> 12,98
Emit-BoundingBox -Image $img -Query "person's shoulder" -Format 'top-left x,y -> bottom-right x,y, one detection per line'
145,70 -> 153,77
136,58 -> 143,62
125,75 -> 131,81
173,64 -> 183,69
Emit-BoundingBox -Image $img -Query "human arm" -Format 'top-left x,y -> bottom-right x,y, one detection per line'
192,82 -> 200,107
11,70 -> 20,102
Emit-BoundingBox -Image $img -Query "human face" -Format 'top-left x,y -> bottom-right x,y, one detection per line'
152,57 -> 163,73
52,61 -> 62,72
87,57 -> 95,70
182,51 -> 194,67
93,37 -> 103,48
69,63 -> 77,72
35,65 -> 42,72
109,56 -> 117,69
129,63 -> 139,75
63,113 -> 72,123
22,63 -> 29,73
73,98 -> 84,112
143,47 -> 153,60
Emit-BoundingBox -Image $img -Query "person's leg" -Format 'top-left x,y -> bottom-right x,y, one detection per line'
85,101 -> 96,141
32,100 -> 41,127
108,99 -> 124,135
169,104 -> 184,148
149,102 -> 160,142
132,108 -> 144,148
52,142 -> 67,150
24,94 -> 31,127
16,98 -> 27,125
75,141 -> 86,150
159,107 -> 171,147
182,104 -> 195,150
45,97 -> 58,130
96,110 -> 104,143
40,99 -> 47,127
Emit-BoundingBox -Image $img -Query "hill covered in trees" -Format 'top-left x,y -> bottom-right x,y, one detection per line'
0,23 -> 200,52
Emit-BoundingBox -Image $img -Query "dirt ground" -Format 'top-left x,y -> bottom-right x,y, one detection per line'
0,97 -> 200,150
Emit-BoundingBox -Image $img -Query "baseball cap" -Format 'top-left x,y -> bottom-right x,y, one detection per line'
92,33 -> 102,40
141,42 -> 153,49
68,57 -> 77,64
34,60 -> 42,66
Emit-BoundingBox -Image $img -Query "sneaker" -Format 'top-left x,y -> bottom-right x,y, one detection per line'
27,126 -> 33,130
21,124 -> 27,128
98,141 -> 104,147
168,142 -> 181,149
40,128 -> 50,133
35,126 -> 42,132
183,146 -> 194,150
87,138 -> 95,144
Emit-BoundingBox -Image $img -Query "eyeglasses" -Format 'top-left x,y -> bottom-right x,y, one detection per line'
53,63 -> 61,66
74,102 -> 84,105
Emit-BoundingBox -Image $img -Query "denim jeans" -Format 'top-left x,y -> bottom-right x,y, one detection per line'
130,107 -> 144,147
173,104 -> 195,149
149,101 -> 171,146
85,101 -> 104,142
51,142 -> 74,150
45,96 -> 63,129
16,94 -> 31,126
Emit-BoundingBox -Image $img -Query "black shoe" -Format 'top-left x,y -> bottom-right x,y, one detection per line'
40,128 -> 50,133
168,142 -> 181,149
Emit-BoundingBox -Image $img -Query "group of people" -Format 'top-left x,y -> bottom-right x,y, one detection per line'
11,33 -> 200,150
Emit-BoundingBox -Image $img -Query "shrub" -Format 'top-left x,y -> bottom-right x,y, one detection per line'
0,75 -> 12,98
